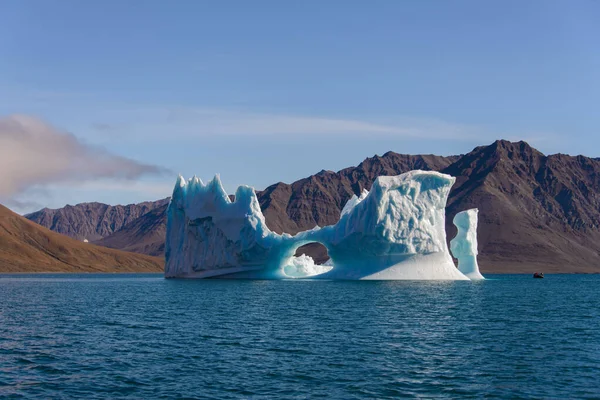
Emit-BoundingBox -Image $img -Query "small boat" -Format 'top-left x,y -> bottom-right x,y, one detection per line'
533,272 -> 544,279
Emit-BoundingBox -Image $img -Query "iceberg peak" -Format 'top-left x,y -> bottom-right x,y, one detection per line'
341,188 -> 369,217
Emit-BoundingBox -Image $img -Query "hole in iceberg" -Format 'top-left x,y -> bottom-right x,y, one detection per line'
295,243 -> 329,264
284,242 -> 333,278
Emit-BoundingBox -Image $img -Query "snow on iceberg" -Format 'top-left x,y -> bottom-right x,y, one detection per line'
450,209 -> 485,280
165,170 -> 475,280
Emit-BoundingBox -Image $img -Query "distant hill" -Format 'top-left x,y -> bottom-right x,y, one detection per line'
0,204 -> 163,273
26,199 -> 169,242
25,140 -> 600,273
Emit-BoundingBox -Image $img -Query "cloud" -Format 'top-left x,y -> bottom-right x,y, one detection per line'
0,114 -> 168,198
173,109 -> 416,136
109,107 -> 548,144
131,108 -> 470,139
58,105 -> 559,147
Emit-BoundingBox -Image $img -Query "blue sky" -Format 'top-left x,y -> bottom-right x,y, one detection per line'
0,0 -> 598,213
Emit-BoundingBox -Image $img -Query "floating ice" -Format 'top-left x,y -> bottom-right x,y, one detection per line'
450,209 -> 485,280
283,254 -> 333,278
165,170 -> 474,280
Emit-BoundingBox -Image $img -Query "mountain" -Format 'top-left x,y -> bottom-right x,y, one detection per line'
93,203 -> 168,256
24,140 -> 600,273
0,204 -> 162,273
25,199 -> 169,241
443,140 -> 600,272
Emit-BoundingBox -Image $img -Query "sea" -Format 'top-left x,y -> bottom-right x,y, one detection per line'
0,274 -> 598,399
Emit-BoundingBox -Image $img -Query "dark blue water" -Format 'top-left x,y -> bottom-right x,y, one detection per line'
1,274 -> 599,399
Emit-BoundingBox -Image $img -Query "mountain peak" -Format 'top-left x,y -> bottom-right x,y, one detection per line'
487,139 -> 541,156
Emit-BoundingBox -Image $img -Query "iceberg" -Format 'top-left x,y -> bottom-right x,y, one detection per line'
450,209 -> 485,280
165,170 -> 480,280
340,188 -> 369,217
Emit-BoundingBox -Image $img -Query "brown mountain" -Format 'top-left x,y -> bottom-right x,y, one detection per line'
25,199 -> 169,242
25,140 -> 600,273
443,140 -> 600,272
0,204 -> 162,273
93,203 -> 168,257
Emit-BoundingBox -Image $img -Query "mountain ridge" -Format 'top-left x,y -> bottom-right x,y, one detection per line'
26,199 -> 169,242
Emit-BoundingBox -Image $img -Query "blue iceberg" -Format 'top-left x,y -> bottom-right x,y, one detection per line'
165,171 -> 484,280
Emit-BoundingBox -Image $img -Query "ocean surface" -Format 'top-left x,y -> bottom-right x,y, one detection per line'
1,274 -> 599,399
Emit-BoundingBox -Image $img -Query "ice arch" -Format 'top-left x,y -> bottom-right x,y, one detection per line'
165,171 -> 474,280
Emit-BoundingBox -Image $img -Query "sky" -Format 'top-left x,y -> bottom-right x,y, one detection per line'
0,0 -> 599,213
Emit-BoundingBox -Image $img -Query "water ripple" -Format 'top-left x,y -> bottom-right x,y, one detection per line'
0,273 -> 599,398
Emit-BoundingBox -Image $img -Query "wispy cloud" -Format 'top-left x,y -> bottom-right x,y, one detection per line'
117,107 -> 481,140
0,114 -> 169,199
168,109 -> 416,136
97,107 -> 558,145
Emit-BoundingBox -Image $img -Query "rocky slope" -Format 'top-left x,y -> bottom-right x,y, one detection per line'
0,204 -> 163,273
93,203 -> 168,257
25,140 -> 600,273
25,199 -> 169,242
